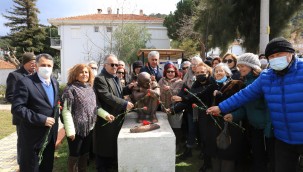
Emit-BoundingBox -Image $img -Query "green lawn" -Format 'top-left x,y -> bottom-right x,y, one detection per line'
53,139 -> 202,172
0,110 -> 15,139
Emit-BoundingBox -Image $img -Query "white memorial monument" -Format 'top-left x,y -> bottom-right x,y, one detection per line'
118,111 -> 176,172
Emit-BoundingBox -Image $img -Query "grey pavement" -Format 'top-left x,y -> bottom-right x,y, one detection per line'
0,104 -> 18,172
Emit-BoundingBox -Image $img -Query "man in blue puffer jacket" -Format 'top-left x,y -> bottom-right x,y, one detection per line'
207,37 -> 303,172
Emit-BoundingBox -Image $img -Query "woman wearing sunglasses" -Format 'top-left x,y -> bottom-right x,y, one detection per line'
116,66 -> 128,87
158,62 -> 183,153
222,53 -> 241,80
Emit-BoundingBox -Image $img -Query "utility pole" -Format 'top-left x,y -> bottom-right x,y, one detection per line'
259,0 -> 270,54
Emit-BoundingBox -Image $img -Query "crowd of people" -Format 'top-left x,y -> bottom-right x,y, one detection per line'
5,37 -> 303,172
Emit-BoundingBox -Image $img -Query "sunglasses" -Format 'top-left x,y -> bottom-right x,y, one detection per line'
117,71 -> 124,74
107,63 -> 119,67
91,67 -> 97,70
167,71 -> 175,73
182,67 -> 189,70
223,59 -> 234,63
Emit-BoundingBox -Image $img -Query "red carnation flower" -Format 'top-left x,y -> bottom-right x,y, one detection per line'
143,106 -> 148,111
147,93 -> 151,96
184,88 -> 188,92
142,120 -> 150,125
192,104 -> 197,108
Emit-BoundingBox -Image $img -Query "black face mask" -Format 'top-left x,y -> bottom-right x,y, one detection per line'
196,74 -> 207,82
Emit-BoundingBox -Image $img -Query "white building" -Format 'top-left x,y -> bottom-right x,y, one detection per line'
48,9 -> 170,83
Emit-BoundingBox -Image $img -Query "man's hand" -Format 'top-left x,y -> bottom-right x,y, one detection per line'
206,106 -> 221,115
105,115 -> 115,122
171,95 -> 182,102
128,82 -> 137,89
127,102 -> 134,110
223,113 -> 233,122
45,117 -> 55,127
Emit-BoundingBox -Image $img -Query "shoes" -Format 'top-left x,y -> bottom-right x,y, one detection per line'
178,147 -> 192,160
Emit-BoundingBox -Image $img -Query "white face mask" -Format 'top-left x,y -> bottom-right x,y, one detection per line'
93,70 -> 98,76
38,67 -> 52,79
269,56 -> 289,71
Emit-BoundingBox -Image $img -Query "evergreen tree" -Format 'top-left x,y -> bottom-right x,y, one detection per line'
3,0 -> 46,57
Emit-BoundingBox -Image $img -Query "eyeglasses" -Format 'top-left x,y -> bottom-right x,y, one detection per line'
182,66 -> 189,70
117,72 -> 124,74
223,59 -> 234,64
167,70 -> 175,74
107,63 -> 119,67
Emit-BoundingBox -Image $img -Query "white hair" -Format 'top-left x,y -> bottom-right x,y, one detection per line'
181,61 -> 191,67
213,63 -> 232,77
191,56 -> 203,64
148,51 -> 160,59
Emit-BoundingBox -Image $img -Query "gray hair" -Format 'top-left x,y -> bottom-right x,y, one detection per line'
191,56 -> 203,64
148,51 -> 160,59
213,63 -> 232,77
181,61 -> 191,67
36,53 -> 53,64
88,60 -> 98,66
103,54 -> 117,64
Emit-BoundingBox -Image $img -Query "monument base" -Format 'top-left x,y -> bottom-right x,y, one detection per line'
118,111 -> 175,172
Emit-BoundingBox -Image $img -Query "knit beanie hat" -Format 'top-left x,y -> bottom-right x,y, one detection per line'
132,61 -> 143,71
237,53 -> 261,70
22,52 -> 36,65
265,37 -> 295,58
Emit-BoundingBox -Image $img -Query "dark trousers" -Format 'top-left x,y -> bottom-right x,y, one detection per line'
250,128 -> 275,172
16,125 -> 21,165
68,130 -> 93,157
275,139 -> 303,172
20,135 -> 55,172
95,155 -> 117,172
186,110 -> 197,147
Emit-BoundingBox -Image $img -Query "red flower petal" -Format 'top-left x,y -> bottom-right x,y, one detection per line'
184,88 -> 188,92
143,106 -> 148,111
142,120 -> 150,125
192,104 -> 197,108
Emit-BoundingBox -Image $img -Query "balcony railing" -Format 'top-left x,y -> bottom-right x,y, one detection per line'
50,38 -> 61,47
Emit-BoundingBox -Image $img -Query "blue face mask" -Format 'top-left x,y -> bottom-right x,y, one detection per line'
216,76 -> 227,83
269,56 -> 289,71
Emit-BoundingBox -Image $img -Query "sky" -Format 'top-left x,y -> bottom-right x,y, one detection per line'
0,0 -> 179,36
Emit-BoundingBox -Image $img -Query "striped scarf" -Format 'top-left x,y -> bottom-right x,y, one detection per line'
62,82 -> 97,137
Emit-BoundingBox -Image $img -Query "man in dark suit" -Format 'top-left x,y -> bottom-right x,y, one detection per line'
140,51 -> 163,82
12,54 -> 59,172
93,54 -> 134,172
5,52 -> 36,167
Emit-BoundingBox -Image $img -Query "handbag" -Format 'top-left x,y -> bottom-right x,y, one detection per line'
216,121 -> 231,149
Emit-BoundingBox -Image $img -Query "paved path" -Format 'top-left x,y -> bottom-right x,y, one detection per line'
0,132 -> 18,172
0,104 -> 18,172
0,104 -> 65,172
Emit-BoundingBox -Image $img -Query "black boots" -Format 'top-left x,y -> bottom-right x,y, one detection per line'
178,147 -> 192,160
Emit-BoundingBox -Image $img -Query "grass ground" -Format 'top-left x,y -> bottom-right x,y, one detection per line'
53,139 -> 203,172
0,110 -> 15,139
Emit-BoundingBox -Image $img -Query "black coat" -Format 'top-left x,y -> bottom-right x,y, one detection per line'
12,73 -> 60,171
93,69 -> 132,157
195,79 -> 246,160
140,63 -> 163,82
6,66 -> 31,125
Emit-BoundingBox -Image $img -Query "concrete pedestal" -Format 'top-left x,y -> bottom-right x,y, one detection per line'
118,111 -> 175,172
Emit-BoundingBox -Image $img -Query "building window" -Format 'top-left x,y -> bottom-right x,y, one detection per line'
106,26 -> 112,32
94,26 -> 99,32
